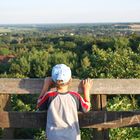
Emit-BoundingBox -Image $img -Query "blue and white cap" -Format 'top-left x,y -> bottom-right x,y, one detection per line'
51,64 -> 71,83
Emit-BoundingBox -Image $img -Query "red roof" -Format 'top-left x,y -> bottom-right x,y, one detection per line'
0,55 -> 15,62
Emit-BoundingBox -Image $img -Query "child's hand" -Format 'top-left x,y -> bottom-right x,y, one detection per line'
81,78 -> 93,111
82,78 -> 93,91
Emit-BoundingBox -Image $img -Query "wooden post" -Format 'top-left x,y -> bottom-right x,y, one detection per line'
91,94 -> 109,140
0,94 -> 14,139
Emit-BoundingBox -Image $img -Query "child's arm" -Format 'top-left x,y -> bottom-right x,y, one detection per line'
38,77 -> 53,98
37,77 -> 54,110
82,78 -> 93,111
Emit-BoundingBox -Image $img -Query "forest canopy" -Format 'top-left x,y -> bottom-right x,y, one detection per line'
0,24 -> 140,139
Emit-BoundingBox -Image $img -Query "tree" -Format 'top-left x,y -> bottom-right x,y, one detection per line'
9,56 -> 30,76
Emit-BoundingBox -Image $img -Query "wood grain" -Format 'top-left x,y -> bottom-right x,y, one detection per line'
0,78 -> 140,94
1,111 -> 140,128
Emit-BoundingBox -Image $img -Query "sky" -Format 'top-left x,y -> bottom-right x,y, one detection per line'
0,0 -> 140,24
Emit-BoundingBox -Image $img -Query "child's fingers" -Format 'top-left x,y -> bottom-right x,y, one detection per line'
81,78 -> 93,88
85,78 -> 91,83
87,78 -> 90,83
82,80 -> 85,85
85,78 -> 93,86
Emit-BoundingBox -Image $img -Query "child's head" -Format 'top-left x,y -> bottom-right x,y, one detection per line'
51,64 -> 71,88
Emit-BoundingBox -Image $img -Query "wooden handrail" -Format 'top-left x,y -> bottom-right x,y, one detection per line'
0,78 -> 140,94
0,78 -> 140,140
1,111 -> 140,128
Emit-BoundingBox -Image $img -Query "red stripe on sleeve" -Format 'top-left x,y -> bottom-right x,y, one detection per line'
37,91 -> 57,108
69,91 -> 89,111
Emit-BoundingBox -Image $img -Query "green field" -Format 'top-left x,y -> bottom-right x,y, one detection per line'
0,27 -> 11,32
0,27 -> 37,33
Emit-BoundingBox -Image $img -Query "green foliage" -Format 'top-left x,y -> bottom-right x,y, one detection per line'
14,128 -> 40,139
0,48 -> 10,55
0,63 -> 10,74
81,128 -> 93,140
11,95 -> 31,112
29,51 -> 50,77
34,130 -> 46,140
9,56 -> 30,76
49,51 -> 77,69
110,128 -> 140,140
107,96 -> 140,140
11,94 -> 38,112
107,95 -> 139,111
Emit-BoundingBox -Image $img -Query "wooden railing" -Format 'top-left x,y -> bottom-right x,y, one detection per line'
0,78 -> 140,140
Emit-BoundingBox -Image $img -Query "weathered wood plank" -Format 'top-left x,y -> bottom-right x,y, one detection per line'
0,78 -> 140,94
1,111 -> 140,128
0,78 -> 44,94
0,95 -> 11,111
92,95 -> 109,140
0,95 -> 14,139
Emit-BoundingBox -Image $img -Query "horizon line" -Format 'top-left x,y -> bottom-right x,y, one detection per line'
0,21 -> 140,25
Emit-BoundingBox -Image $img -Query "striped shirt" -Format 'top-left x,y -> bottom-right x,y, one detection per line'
37,91 -> 89,140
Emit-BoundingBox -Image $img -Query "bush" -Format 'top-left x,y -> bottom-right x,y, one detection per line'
107,95 -> 140,140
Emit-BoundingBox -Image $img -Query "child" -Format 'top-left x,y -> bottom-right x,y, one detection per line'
37,64 -> 92,140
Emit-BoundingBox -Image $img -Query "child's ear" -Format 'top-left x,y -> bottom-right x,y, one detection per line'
69,78 -> 72,83
67,78 -> 72,85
